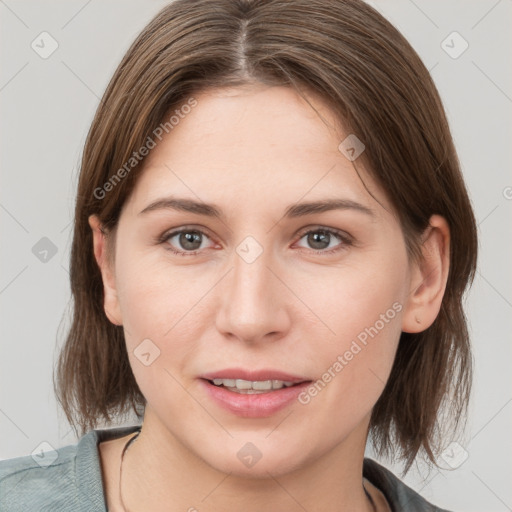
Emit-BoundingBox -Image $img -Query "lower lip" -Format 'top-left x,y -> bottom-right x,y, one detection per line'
199,379 -> 311,418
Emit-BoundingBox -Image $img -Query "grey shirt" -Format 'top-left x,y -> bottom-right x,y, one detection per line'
0,425 -> 451,511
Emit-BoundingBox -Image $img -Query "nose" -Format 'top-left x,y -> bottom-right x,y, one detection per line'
215,239 -> 291,344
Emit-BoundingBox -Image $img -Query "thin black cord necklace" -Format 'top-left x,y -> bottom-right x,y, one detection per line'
118,429 -> 376,512
119,428 -> 141,512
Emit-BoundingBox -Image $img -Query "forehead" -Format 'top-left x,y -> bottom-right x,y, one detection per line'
123,85 -> 392,220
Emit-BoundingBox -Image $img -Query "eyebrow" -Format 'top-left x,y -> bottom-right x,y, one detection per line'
138,196 -> 376,219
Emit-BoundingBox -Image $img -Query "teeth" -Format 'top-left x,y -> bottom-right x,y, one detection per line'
236,379 -> 253,390
211,378 -> 296,392
213,378 -> 235,387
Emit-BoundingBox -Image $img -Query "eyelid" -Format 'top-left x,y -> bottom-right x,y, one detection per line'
157,224 -> 215,242
295,225 -> 352,241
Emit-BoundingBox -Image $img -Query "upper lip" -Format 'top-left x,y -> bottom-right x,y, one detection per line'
201,368 -> 311,383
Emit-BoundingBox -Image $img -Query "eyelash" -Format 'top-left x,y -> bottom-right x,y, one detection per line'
156,226 -> 353,257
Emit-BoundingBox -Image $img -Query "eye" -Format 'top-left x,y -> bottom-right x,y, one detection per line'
160,228 -> 215,256
295,227 -> 352,255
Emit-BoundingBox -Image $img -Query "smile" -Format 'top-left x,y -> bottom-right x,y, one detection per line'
210,378 -> 297,393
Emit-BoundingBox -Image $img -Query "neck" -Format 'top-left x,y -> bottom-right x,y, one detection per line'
119,408 -> 374,512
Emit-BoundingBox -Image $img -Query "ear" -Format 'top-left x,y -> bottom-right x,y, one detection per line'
402,214 -> 450,333
88,214 -> 123,326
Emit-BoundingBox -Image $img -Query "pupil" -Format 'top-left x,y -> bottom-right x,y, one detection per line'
309,231 -> 329,249
180,231 -> 201,250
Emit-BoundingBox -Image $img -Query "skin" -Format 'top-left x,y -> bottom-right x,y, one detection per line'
89,84 -> 450,512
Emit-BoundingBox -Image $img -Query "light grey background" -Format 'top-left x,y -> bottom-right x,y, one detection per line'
1,1 -> 511,510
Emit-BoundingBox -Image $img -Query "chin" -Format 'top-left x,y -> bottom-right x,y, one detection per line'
195,436 -> 312,479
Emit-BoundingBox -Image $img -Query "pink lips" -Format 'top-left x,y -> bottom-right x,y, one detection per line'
199,368 -> 312,418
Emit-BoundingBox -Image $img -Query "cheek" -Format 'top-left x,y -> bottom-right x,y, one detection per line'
114,256 -> 206,409
297,247 -> 407,408
316,249 -> 407,345
115,248 -> 200,336
114,250 -> 218,387
295,300 -> 403,443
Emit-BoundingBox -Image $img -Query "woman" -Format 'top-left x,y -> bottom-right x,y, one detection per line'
0,1 -> 477,510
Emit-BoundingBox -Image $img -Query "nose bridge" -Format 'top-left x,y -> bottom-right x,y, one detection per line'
216,233 -> 289,342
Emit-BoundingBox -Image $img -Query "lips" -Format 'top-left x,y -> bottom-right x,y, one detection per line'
199,368 -> 312,418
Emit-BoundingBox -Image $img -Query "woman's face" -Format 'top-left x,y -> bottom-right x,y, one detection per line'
100,85 -> 415,476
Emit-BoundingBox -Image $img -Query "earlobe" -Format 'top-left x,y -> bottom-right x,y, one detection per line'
88,214 -> 123,326
402,215 -> 450,334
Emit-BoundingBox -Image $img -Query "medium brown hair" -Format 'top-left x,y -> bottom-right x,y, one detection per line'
54,0 -> 478,472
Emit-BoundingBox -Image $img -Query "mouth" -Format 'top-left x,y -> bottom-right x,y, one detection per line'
199,369 -> 313,417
